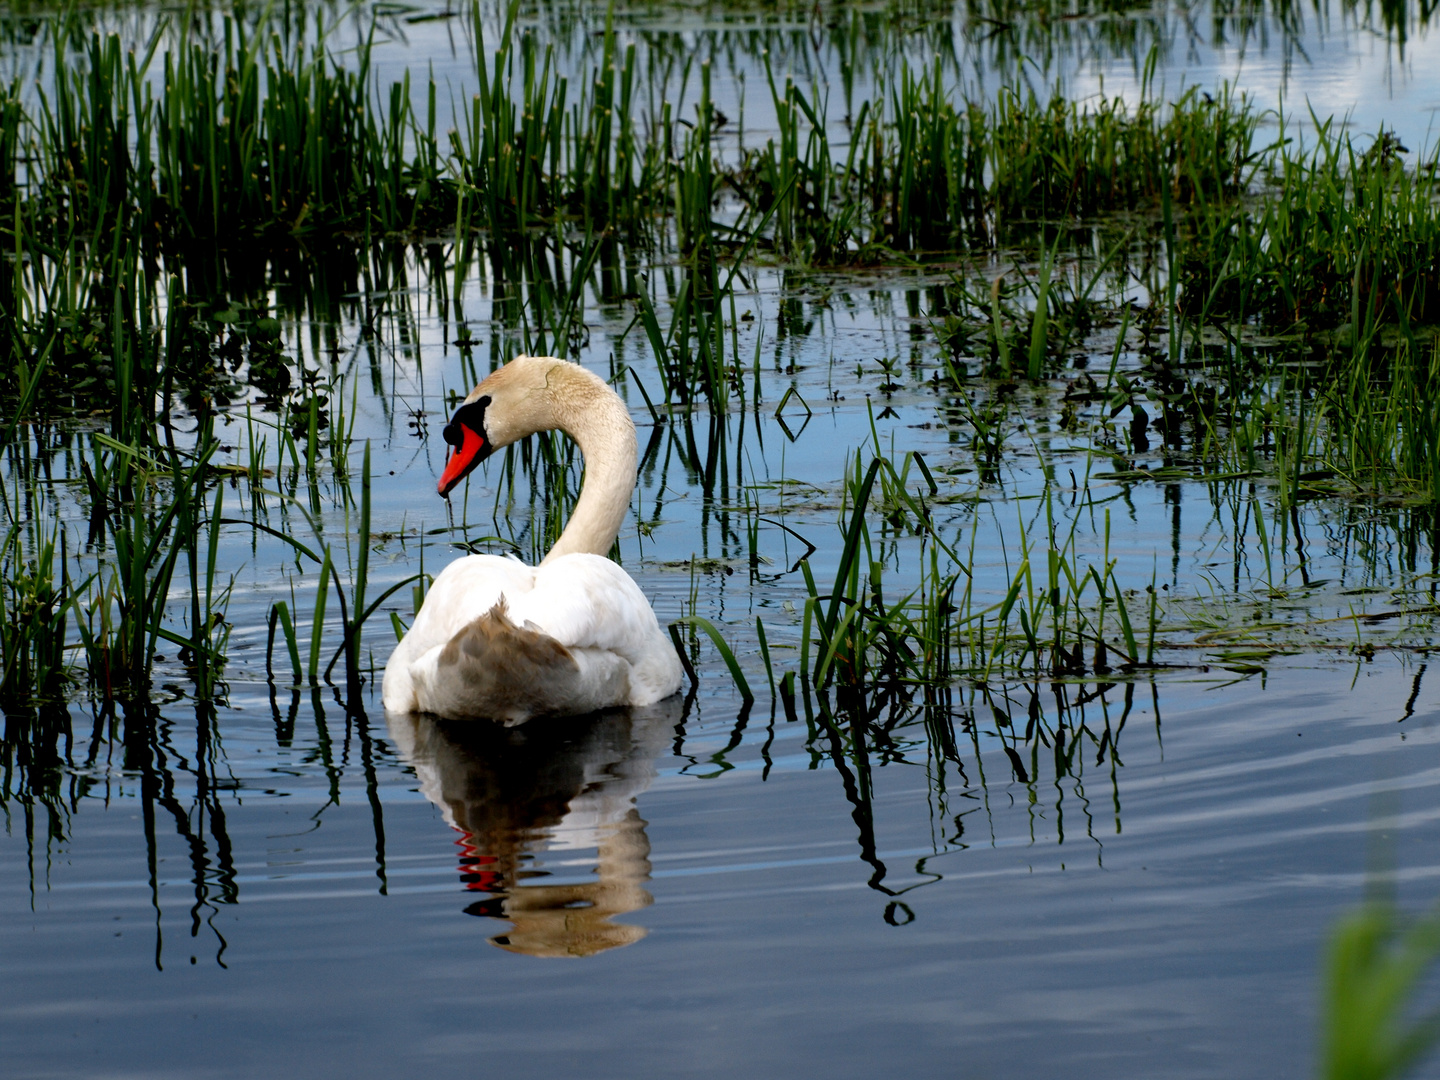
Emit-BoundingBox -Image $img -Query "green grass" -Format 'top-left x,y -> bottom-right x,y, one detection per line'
7,0 -> 1440,718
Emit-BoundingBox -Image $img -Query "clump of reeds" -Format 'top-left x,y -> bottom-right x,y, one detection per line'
0,522 -> 75,708
679,444 -> 1160,712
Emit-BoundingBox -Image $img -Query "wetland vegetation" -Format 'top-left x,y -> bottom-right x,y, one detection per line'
7,0 -> 1440,1074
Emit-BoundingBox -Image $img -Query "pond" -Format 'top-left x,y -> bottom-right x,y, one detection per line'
6,0 -> 1440,1075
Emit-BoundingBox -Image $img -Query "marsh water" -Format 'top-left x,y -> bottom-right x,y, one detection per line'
7,662 -> 1440,1078
9,0 -> 1440,1076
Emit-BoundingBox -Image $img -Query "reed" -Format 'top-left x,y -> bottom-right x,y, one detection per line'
0,522 -> 77,707
675,615 -> 753,703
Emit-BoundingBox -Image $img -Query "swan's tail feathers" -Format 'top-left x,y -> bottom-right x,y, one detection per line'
423,599 -> 628,724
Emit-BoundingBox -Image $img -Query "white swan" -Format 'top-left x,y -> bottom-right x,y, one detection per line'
381,356 -> 684,723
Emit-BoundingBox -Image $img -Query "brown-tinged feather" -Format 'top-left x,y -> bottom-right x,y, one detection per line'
425,598 -> 627,724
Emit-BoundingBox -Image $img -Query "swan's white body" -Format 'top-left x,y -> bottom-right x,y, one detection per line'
381,357 -> 683,723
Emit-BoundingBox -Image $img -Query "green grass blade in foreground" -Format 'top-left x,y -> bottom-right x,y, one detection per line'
269,600 -> 303,685
309,549 -> 333,685
1322,901 -> 1440,1080
756,616 -> 776,698
674,615 -> 753,703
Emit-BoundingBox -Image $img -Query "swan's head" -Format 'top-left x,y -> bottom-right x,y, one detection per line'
438,392 -> 495,497
438,356 -> 584,498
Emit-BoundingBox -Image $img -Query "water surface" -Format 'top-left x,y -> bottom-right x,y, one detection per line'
6,661 -> 1440,1076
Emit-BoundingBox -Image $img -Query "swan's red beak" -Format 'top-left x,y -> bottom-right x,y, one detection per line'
438,424 -> 486,498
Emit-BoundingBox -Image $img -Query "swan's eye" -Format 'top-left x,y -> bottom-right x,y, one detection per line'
442,396 -> 491,450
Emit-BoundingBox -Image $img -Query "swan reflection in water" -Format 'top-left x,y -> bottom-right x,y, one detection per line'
386,697 -> 681,957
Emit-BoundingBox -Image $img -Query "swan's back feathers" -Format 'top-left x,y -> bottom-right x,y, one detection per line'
381,554 -> 534,713
415,554 -> 535,638
513,554 -> 684,710
512,555 -> 660,661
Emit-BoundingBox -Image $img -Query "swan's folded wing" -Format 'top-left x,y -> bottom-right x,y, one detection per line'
510,553 -> 662,664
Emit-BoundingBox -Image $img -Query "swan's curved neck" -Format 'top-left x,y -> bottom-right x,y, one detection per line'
532,365 -> 637,564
